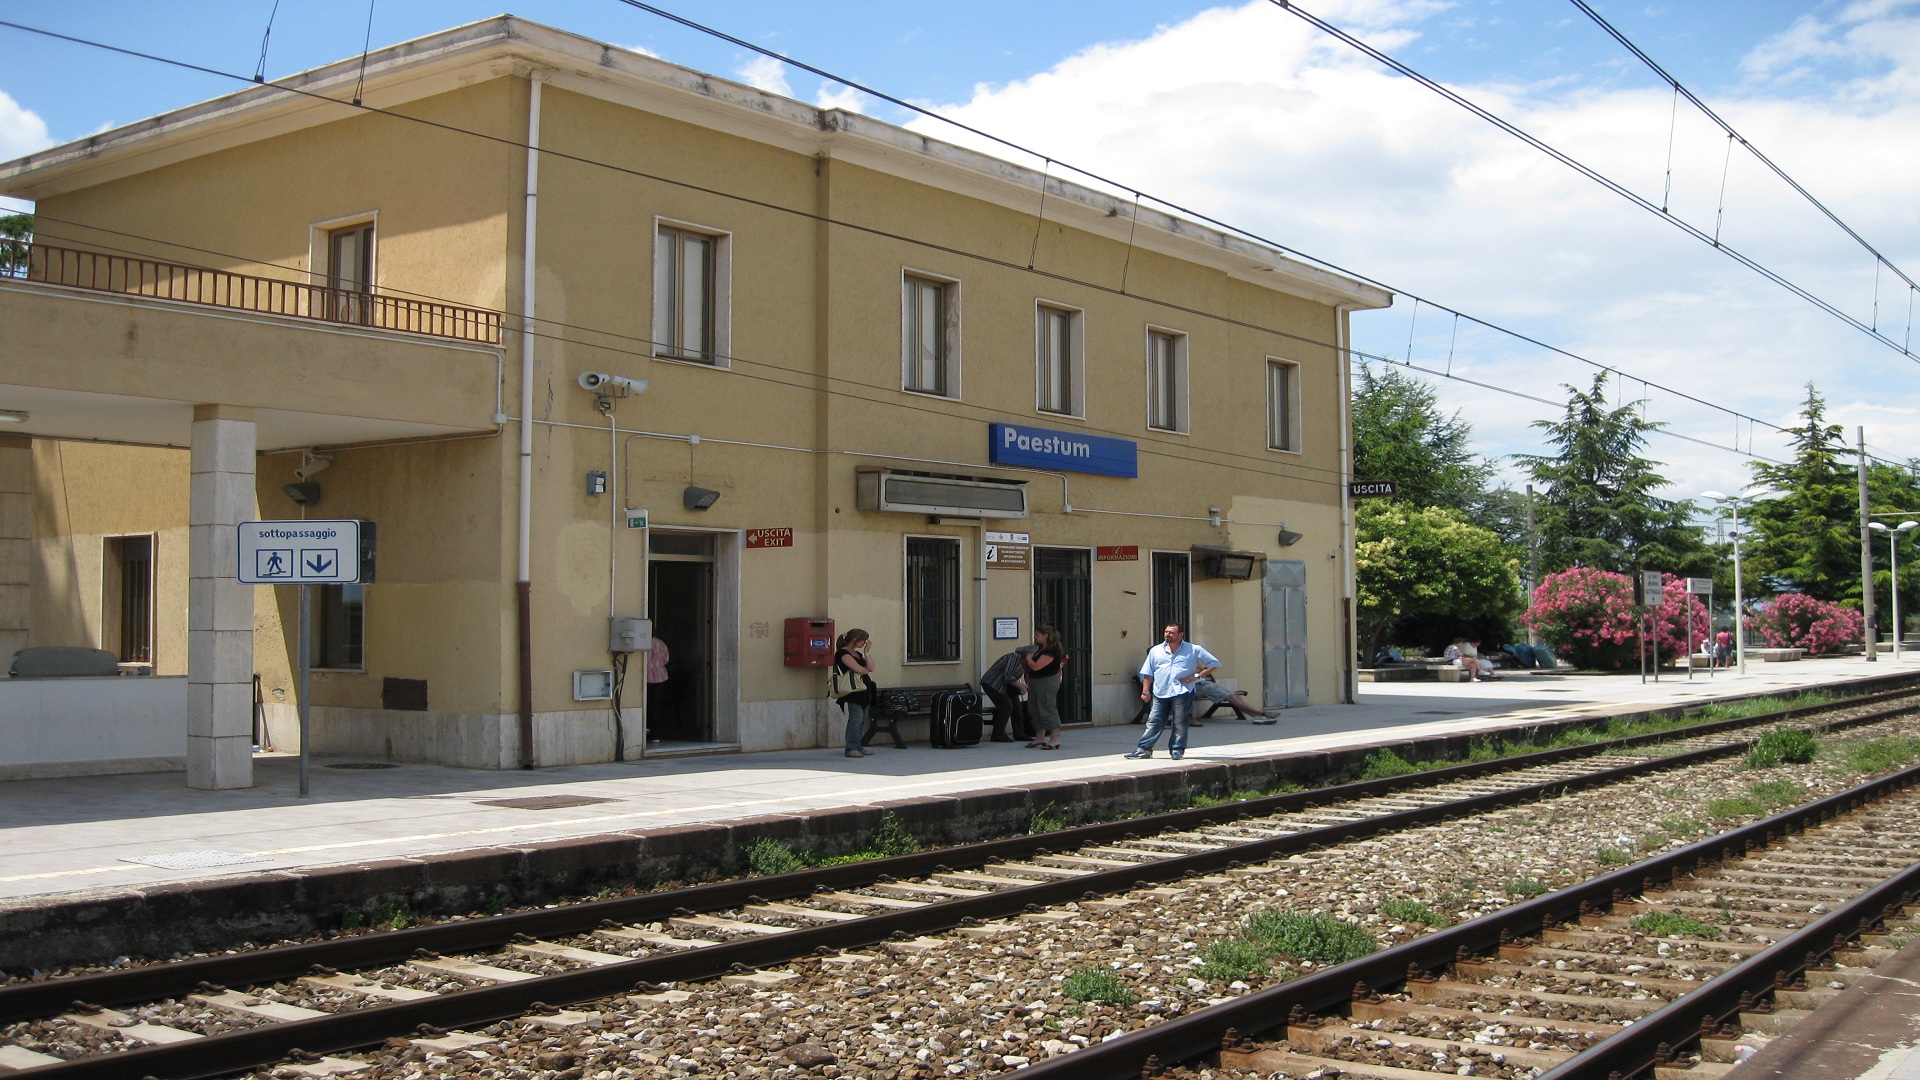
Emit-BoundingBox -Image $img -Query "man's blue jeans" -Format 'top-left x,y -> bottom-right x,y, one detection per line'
1136,692 -> 1195,755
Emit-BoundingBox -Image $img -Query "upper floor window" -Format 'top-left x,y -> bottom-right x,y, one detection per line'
1267,358 -> 1301,452
653,221 -> 731,365
1146,328 -> 1187,433
326,221 -> 375,323
902,273 -> 959,396
1036,303 -> 1083,416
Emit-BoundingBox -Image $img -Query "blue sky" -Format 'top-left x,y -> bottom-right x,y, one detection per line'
3,1 -> 1916,498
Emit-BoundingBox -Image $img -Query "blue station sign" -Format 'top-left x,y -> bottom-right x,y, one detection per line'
989,422 -> 1138,478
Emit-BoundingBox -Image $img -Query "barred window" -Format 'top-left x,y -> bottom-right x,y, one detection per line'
905,537 -> 961,663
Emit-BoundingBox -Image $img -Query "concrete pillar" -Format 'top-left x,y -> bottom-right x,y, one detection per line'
0,435 -> 28,664
187,405 -> 256,790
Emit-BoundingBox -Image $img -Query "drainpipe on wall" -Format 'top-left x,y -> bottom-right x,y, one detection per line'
516,77 -> 543,768
1336,303 -> 1357,705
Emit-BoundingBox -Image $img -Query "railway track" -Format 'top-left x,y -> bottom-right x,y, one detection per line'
1044,763 -> 1920,1080
2,685 -> 1918,1079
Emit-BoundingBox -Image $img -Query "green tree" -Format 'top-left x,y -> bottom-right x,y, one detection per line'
1351,363 -> 1489,513
0,213 -> 29,275
1515,373 -> 1708,577
1355,501 -> 1521,661
1745,386 -> 1864,603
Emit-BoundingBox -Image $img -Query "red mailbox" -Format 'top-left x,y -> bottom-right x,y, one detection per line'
785,617 -> 835,668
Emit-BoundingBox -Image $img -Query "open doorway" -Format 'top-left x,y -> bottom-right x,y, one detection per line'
1033,546 -> 1092,725
646,532 -> 717,747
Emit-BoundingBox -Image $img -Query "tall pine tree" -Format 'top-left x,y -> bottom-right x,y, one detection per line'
1515,373 -> 1708,576
1746,385 -> 1892,605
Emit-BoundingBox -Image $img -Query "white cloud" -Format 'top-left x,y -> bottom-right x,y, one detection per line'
907,0 -> 1920,488
815,82 -> 869,113
0,89 -> 51,162
612,42 -> 659,59
736,55 -> 794,98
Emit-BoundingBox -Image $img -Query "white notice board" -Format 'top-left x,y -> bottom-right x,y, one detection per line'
237,521 -> 361,583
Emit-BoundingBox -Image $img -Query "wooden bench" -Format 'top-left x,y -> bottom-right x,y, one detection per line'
861,683 -> 976,748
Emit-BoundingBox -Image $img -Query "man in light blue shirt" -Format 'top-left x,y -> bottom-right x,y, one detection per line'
1128,623 -> 1220,760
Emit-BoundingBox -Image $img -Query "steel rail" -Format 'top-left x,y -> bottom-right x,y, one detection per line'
4,681 -> 1909,1024
1010,760 -> 1920,1079
19,697 -> 1920,1078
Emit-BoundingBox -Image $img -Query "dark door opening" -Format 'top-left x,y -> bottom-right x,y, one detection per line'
104,535 -> 154,664
1033,546 -> 1092,725
1151,551 -> 1190,641
646,552 -> 715,744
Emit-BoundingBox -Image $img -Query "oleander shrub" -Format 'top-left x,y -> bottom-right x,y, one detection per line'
1746,593 -> 1864,656
1524,569 -> 1710,670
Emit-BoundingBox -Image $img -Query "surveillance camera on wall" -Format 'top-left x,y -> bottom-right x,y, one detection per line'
578,372 -> 647,396
293,453 -> 334,481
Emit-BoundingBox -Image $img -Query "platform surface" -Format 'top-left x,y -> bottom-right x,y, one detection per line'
0,655 -> 1911,907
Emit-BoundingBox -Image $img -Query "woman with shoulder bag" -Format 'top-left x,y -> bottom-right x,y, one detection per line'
833,629 -> 878,758
1023,625 -> 1067,750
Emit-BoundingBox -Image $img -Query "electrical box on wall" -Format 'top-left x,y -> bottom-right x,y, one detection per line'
573,669 -> 614,701
586,470 -> 607,497
610,616 -> 652,653
784,617 -> 835,667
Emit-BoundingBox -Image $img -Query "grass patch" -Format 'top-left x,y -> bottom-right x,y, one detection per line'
1748,779 -> 1805,807
1245,911 -> 1379,964
1630,911 -> 1722,938
1831,737 -> 1920,775
1028,803 -> 1069,835
1379,899 -> 1449,928
1360,750 -> 1418,780
1657,815 -> 1710,839
1062,968 -> 1135,1006
1696,691 -> 1835,723
1596,845 -> 1634,866
1746,728 -> 1819,769
1195,937 -> 1271,982
1502,877 -> 1548,897
744,837 -> 808,876
1706,796 -> 1767,819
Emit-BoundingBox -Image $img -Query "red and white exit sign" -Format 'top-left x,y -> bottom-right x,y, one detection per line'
746,528 -> 794,549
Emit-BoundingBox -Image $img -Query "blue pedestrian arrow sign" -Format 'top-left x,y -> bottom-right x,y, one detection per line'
237,521 -> 361,583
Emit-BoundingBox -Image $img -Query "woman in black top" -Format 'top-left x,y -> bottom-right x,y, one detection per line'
1023,624 -> 1067,749
833,629 -> 877,758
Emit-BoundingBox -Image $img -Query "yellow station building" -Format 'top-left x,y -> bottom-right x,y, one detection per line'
0,17 -> 1389,786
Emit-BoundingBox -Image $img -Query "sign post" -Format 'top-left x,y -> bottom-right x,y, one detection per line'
239,520 -> 365,797
1685,577 -> 1714,680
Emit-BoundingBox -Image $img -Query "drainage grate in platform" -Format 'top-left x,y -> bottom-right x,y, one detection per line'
119,850 -> 270,870
325,762 -> 400,770
476,794 -> 619,811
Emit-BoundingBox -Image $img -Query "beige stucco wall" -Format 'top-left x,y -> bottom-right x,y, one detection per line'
9,65 -> 1360,770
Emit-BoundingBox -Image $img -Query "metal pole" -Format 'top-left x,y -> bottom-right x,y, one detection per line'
1894,534 -> 1903,661
1733,501 -> 1747,675
1860,426 -> 1878,661
298,583 -> 311,798
1525,484 -> 1541,648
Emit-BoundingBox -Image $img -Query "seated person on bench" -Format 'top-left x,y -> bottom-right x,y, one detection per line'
1192,675 -> 1274,723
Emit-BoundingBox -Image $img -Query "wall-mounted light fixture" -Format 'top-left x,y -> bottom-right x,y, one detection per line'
0,409 -> 26,424
684,485 -> 721,511
1277,526 -> 1303,546
283,481 -> 321,506
1207,507 -> 1222,528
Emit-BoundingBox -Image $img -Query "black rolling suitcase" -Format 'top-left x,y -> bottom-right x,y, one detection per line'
930,690 -> 986,748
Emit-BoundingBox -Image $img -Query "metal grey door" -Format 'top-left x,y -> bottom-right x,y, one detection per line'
1263,559 -> 1308,708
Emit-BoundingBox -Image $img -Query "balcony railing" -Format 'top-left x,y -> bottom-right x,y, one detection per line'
0,239 -> 501,345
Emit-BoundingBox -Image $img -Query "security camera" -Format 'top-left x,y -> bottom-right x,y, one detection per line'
578,372 -> 647,396
294,452 -> 334,481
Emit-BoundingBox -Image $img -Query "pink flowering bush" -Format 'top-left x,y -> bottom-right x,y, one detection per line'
1523,569 -> 1711,670
1746,593 -> 1864,656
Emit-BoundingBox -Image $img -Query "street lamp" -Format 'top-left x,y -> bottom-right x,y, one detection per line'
1702,489 -> 1769,675
1869,520 -> 1919,660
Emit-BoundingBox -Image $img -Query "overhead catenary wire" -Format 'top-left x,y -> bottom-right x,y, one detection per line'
1566,0 -> 1919,299
0,19 -> 1788,470
1261,0 -> 1920,364
599,2 -> 1811,430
